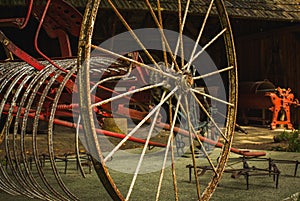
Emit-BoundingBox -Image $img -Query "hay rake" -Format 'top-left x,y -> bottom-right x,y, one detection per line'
0,0 -> 262,200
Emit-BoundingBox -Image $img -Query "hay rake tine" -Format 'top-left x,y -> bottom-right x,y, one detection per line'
1,67 -> 36,198
26,65 -> 74,200
0,118 -> 22,196
48,65 -> 79,200
16,66 -> 61,200
7,69 -> 49,199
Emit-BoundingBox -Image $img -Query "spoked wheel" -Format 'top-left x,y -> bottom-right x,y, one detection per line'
77,0 -> 237,200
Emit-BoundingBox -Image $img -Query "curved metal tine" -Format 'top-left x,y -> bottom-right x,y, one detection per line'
90,62 -> 133,93
0,119 -> 22,196
103,86 -> 179,162
0,65 -> 30,196
91,45 -> 177,80
145,0 -> 180,71
47,66 -> 79,200
171,0 -> 190,70
156,95 -> 181,201
14,66 -> 59,200
75,115 -> 86,178
106,0 -> 163,72
190,88 -> 234,107
32,67 -> 75,200
193,66 -> 234,80
185,0 -> 215,72
21,65 -> 69,201
184,96 -> 201,200
126,90 -> 167,200
1,67 -> 37,197
0,64 -> 25,94
6,68 -> 49,199
190,91 -> 228,143
184,28 -> 227,71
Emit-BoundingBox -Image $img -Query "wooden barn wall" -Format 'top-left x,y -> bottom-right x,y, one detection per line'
236,26 -> 300,128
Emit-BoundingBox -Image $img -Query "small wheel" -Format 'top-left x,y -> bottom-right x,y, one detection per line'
77,0 -> 237,200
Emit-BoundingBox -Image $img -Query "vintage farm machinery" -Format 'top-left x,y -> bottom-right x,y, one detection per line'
0,0 -> 266,200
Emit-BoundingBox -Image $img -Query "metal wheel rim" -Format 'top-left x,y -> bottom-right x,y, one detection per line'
77,0 -> 238,200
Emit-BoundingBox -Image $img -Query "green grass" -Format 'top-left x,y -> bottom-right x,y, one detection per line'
0,150 -> 299,201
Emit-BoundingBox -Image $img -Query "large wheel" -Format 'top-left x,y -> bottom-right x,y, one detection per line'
77,0 -> 237,200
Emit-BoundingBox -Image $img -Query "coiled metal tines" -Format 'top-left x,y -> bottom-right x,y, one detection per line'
0,58 -> 83,200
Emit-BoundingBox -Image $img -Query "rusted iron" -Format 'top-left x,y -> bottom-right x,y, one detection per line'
0,0 -> 243,200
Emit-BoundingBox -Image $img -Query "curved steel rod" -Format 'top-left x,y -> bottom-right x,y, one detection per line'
18,66 -> 60,200
1,67 -> 36,197
8,68 -> 50,199
48,65 -> 79,200
20,65 -> 70,200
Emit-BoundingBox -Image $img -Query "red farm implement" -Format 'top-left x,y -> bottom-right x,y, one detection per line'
0,0 -> 264,200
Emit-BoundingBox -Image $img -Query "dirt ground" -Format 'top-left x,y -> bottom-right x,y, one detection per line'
232,125 -> 292,151
0,124 -> 299,201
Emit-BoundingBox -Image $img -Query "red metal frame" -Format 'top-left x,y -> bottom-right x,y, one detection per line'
266,87 -> 299,130
0,0 -> 265,158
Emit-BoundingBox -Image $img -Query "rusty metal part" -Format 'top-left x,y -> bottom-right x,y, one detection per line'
78,0 -> 238,200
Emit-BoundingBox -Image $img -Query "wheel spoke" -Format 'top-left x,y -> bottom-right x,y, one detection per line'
103,86 -> 178,162
190,125 -> 218,175
190,88 -> 234,107
176,97 -> 218,174
191,91 -> 229,143
172,0 -> 190,70
145,0 -> 180,71
156,0 -> 168,67
184,96 -> 201,200
185,0 -> 215,71
91,45 -> 177,80
126,91 -> 167,201
91,83 -> 164,108
193,66 -> 234,80
156,95 -> 181,201
184,28 -> 227,69
106,0 -> 162,71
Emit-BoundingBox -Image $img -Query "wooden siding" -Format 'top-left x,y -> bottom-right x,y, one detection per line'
0,0 -> 300,22
236,25 -> 300,127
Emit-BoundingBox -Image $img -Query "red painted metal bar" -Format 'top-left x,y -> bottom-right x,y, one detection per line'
156,122 -> 266,157
1,104 -> 166,148
0,0 -> 33,29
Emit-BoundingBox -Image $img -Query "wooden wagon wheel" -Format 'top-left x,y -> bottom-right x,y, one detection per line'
77,0 -> 237,200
